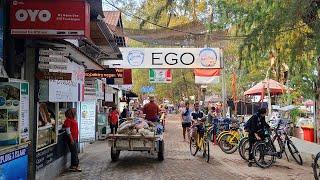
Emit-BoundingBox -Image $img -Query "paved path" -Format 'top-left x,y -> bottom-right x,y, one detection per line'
57,114 -> 314,180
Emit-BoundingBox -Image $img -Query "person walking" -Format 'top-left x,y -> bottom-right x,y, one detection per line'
247,107 -> 270,167
108,106 -> 120,134
181,102 -> 192,141
63,108 -> 81,172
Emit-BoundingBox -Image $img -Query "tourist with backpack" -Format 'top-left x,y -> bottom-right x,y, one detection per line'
108,106 -> 120,134
246,107 -> 270,167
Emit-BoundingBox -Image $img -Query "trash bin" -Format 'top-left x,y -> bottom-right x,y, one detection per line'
301,126 -> 314,142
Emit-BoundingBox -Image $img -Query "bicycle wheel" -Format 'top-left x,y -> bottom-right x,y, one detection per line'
218,133 -> 238,154
217,131 -> 229,143
190,137 -> 198,156
203,138 -> 210,162
238,137 -> 250,161
253,141 -> 275,168
313,152 -> 320,180
287,140 -> 303,165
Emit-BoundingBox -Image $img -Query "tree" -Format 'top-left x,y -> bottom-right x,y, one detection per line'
211,0 -> 320,142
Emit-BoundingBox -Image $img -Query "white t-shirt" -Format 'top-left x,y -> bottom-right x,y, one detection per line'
182,108 -> 192,123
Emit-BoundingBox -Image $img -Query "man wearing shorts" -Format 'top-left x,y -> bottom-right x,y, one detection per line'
181,102 -> 192,141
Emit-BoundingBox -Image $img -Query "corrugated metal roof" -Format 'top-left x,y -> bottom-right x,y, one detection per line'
103,11 -> 121,27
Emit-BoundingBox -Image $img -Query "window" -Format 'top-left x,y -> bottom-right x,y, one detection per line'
37,102 -> 57,151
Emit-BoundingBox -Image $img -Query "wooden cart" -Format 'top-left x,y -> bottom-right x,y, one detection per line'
107,133 -> 164,162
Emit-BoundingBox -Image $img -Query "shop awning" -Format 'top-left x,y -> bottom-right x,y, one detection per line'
63,40 -> 105,70
33,40 -> 105,70
90,19 -> 122,60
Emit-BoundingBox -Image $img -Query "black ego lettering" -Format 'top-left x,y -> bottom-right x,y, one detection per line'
165,53 -> 178,65
152,53 -> 163,65
180,53 -> 194,65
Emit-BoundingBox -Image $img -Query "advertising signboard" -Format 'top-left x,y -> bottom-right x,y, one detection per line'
85,69 -> 123,78
10,0 -> 90,38
149,69 -> 172,83
80,101 -> 96,142
104,48 -> 221,69
141,86 -> 155,93
0,146 -> 28,180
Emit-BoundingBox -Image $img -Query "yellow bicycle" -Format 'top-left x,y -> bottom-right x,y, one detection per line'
218,125 -> 246,154
190,121 -> 213,162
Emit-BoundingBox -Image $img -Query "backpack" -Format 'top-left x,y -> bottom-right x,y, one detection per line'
109,111 -> 119,125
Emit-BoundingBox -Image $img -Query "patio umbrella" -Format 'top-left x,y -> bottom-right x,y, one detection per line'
303,100 -> 314,107
244,79 -> 286,100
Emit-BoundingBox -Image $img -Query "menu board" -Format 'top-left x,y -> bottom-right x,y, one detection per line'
80,101 -> 96,142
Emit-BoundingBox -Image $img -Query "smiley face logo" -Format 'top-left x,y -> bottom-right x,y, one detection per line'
199,48 -> 218,67
127,50 -> 144,66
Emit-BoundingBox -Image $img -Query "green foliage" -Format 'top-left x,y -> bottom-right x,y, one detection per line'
211,0 -> 320,102
290,108 -> 303,125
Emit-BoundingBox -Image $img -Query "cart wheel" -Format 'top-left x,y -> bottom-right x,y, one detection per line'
158,140 -> 164,161
111,147 -> 120,162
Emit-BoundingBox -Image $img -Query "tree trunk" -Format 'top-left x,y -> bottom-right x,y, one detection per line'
316,57 -> 320,143
192,0 -> 196,20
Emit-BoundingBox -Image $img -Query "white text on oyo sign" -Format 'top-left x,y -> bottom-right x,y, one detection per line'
15,9 -> 51,22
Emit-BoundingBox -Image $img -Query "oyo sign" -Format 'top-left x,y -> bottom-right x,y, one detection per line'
103,48 -> 222,69
15,9 -> 51,22
10,0 -> 90,38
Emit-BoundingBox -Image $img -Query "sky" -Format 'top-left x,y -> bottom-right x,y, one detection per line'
102,0 -> 141,11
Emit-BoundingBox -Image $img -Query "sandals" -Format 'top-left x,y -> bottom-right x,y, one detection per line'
69,166 -> 82,172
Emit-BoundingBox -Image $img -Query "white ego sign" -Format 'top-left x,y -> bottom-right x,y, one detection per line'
103,48 -> 222,69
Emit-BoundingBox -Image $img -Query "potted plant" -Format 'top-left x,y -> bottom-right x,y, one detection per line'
290,108 -> 304,139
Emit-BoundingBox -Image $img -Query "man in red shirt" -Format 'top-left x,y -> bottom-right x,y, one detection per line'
64,108 -> 81,172
143,95 -> 160,122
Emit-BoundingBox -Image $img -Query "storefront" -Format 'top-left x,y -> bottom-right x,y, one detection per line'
34,44 -> 86,179
5,0 -> 122,179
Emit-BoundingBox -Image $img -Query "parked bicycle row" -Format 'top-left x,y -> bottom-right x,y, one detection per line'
181,104 -> 305,169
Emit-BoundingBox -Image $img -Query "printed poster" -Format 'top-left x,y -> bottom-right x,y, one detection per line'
80,101 -> 96,142
0,82 -> 20,146
20,83 -> 29,141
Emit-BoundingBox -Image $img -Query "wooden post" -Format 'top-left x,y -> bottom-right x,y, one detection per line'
316,57 -> 320,143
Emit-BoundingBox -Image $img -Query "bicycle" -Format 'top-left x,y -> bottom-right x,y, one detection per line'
238,136 -> 250,161
218,122 -> 246,154
313,151 -> 320,180
190,119 -> 213,163
252,121 -> 303,168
